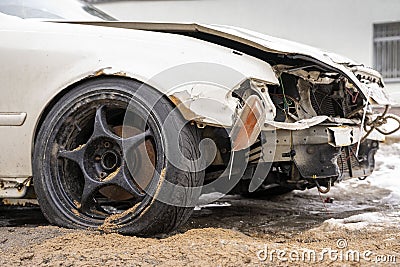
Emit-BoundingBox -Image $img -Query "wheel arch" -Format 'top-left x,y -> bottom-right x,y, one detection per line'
31,74 -> 182,154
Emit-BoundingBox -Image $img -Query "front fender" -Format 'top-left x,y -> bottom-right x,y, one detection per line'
0,18 -> 279,177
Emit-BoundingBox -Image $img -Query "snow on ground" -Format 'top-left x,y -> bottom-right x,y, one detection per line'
368,142 -> 400,201
194,142 -> 400,231
195,192 -> 231,210
188,142 -> 400,233
318,212 -> 400,231
317,142 -> 400,231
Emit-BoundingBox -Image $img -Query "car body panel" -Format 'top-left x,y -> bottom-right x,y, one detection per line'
0,13 -> 278,178
60,21 -> 391,106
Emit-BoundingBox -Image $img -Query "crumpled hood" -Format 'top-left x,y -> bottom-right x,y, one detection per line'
56,20 -> 392,105
203,24 -> 391,104
204,24 -> 359,65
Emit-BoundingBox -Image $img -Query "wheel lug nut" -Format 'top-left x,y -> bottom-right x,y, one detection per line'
104,142 -> 111,148
95,155 -> 101,161
99,172 -> 107,179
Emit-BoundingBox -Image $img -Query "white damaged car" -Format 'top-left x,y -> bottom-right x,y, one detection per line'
0,0 -> 399,235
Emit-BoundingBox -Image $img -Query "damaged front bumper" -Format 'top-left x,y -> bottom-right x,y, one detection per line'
227,76 -> 398,184
258,124 -> 379,181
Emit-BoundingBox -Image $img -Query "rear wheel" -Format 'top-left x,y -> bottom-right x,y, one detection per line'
33,77 -> 204,236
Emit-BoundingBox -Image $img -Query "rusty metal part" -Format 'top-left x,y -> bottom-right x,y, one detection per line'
1,198 -> 38,206
315,179 -> 331,194
337,140 -> 378,181
0,177 -> 31,198
98,125 -> 155,201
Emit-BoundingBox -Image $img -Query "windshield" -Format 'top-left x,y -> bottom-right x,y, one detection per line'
0,0 -> 115,21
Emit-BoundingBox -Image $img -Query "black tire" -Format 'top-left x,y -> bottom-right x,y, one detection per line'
33,77 -> 204,236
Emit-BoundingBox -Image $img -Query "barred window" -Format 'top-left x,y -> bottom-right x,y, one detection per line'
373,22 -> 400,82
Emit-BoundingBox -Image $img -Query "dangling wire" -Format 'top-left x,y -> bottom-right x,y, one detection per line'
360,105 -> 400,143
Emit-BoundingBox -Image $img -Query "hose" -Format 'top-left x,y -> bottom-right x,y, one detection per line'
360,105 -> 400,143
315,179 -> 331,194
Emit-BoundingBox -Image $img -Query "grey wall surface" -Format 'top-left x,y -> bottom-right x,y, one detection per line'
96,0 -> 400,103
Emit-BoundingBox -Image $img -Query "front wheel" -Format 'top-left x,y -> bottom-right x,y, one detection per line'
33,77 -> 204,236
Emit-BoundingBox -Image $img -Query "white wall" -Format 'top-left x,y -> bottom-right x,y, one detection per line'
96,0 -> 400,104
